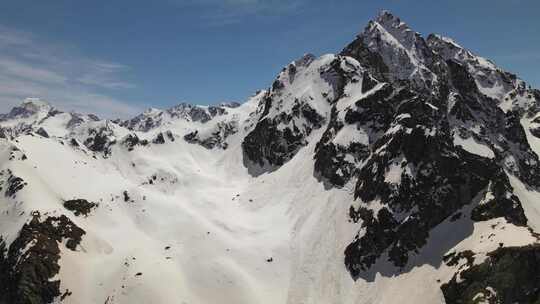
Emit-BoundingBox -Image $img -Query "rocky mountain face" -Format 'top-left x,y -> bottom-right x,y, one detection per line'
242,10 -> 540,303
119,103 -> 235,132
0,98 -> 100,140
0,11 -> 539,304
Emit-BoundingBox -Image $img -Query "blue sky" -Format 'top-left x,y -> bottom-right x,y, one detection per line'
0,0 -> 538,117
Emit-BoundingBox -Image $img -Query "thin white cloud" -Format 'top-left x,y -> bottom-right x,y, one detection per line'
0,74 -> 141,118
0,58 -> 67,84
0,25 -> 142,118
77,61 -> 135,89
168,0 -> 306,25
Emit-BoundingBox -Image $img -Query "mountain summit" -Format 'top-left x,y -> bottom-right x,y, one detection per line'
1,98 -> 53,120
1,11 -> 540,304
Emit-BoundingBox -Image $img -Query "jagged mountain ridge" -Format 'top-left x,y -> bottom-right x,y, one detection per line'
1,11 -> 540,304
0,98 -> 100,139
119,101 -> 240,132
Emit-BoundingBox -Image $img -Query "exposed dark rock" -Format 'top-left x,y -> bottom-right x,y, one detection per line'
183,131 -> 199,143
0,237 -> 8,299
341,33 -> 389,82
66,115 -> 84,129
87,114 -> 100,122
242,55 -> 355,174
361,71 -> 379,93
345,129 -> 501,275
184,121 -> 238,150
186,105 -> 214,123
339,33 -> 540,279
0,125 -> 32,140
171,103 -> 227,123
64,199 -> 98,217
470,170 -> 527,226
207,106 -> 226,117
60,289 -> 72,301
5,174 -> 27,198
501,111 -> 540,187
219,101 -> 241,108
242,118 -> 306,170
121,103 -> 229,131
123,191 -> 131,203
36,128 -> 49,138
314,83 -> 404,188
121,113 -> 162,132
344,83 -> 397,127
292,102 -> 325,129
442,245 -> 540,304
319,58 -> 348,102
446,60 -> 478,94
243,97 -> 326,173
341,66 -> 524,275
152,133 -> 166,144
0,212 -> 85,304
7,146 -> 27,162
83,126 -> 116,156
314,107 -> 359,187
165,130 -> 175,142
3,100 -> 53,120
443,250 -> 475,267
530,121 -> 540,138
122,134 -> 148,151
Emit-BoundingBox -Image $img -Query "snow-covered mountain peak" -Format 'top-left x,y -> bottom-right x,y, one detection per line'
349,11 -> 440,90
143,107 -> 162,115
372,10 -> 417,44
120,102 -> 231,132
218,101 -> 241,108
427,34 -> 463,50
0,99 -> 106,139
21,97 -> 52,109
426,33 -> 539,111
0,99 -> 60,136
293,53 -> 316,68
4,98 -> 54,120
426,33 -> 497,71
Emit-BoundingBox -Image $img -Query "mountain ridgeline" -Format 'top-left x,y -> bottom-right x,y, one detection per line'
1,11 -> 540,304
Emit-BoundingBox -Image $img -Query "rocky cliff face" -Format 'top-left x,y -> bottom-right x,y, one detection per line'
120,103 -> 233,132
241,10 -> 540,303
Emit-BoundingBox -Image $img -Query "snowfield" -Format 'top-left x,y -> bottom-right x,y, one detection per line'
0,99 -> 354,304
